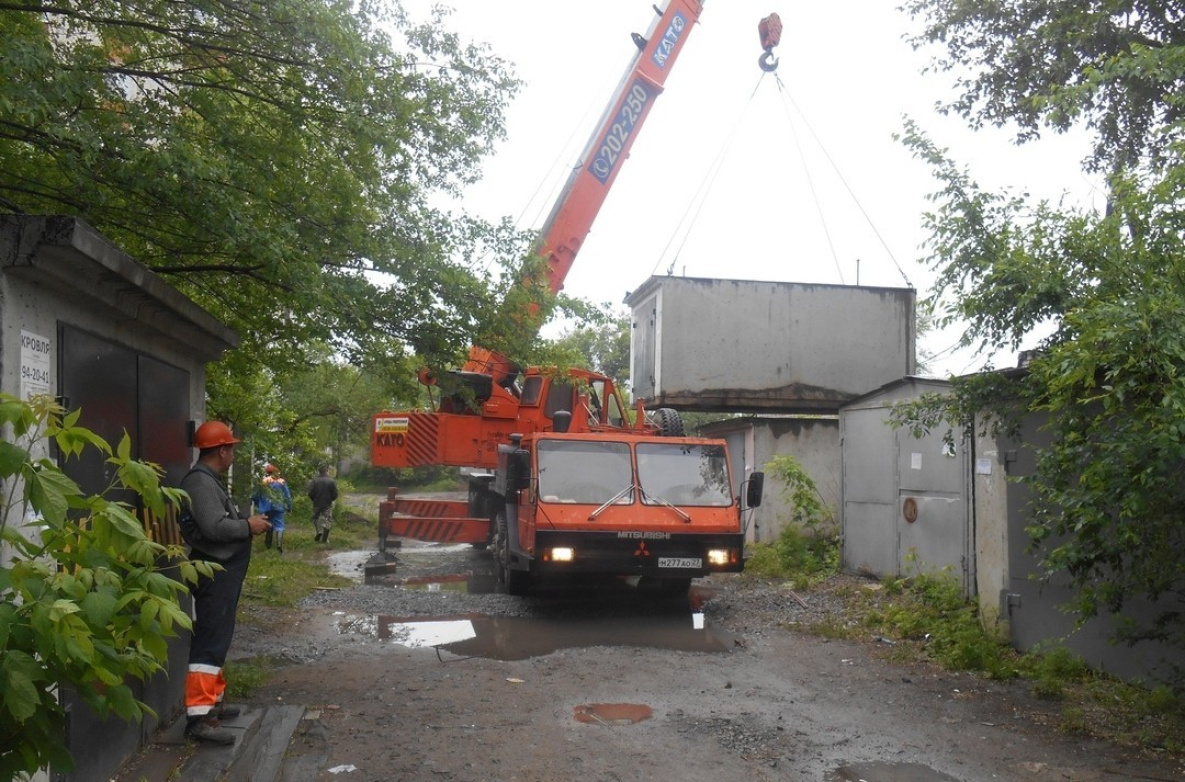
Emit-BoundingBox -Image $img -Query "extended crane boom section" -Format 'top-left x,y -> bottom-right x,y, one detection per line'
538,0 -> 705,295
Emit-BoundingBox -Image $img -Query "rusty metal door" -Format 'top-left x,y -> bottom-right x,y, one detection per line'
56,324 -> 192,782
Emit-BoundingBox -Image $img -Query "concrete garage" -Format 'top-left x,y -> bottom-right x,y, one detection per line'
625,274 -> 916,547
626,275 -> 917,413
0,215 -> 237,782
838,378 -> 971,590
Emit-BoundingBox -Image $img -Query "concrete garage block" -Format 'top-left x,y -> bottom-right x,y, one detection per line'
626,276 -> 916,413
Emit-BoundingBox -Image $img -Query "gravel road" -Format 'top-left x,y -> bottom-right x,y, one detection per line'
228,534 -> 1184,782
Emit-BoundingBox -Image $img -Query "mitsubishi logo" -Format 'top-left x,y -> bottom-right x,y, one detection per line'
634,541 -> 652,558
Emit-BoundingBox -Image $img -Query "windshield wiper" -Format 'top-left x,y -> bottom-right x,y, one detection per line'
588,484 -> 634,520
639,488 -> 692,522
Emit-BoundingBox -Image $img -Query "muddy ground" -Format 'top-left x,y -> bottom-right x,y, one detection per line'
227,534 -> 1184,782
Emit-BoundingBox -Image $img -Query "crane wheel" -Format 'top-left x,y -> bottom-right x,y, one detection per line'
652,408 -> 685,437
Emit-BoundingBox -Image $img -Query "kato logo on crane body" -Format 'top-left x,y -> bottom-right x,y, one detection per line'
651,11 -> 688,69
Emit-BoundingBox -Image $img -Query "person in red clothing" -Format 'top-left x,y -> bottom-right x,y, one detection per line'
178,421 -> 271,744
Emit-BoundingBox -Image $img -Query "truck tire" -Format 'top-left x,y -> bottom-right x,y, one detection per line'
652,407 -> 685,437
494,512 -> 529,596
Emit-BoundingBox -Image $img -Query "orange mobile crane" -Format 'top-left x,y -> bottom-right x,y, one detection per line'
370,1 -> 766,594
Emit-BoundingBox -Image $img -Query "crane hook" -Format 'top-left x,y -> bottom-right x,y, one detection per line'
757,12 -> 782,73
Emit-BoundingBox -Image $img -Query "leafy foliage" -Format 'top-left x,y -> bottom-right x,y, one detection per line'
0,395 -> 210,778
901,0 -> 1185,172
894,0 -> 1185,667
892,112 -> 1185,675
0,0 -> 530,374
547,310 -> 633,390
744,455 -> 839,584
203,342 -> 409,503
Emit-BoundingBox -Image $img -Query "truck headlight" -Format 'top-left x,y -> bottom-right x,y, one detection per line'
706,548 -> 734,566
547,547 -> 575,563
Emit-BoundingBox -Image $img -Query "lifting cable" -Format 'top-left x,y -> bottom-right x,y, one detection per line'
478,76 -> 613,280
650,72 -> 770,279
768,70 -> 914,289
774,72 -> 846,285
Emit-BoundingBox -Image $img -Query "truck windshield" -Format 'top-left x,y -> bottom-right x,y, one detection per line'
537,440 -> 633,504
636,443 -> 732,507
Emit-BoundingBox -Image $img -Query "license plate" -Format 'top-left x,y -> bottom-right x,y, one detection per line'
658,557 -> 701,569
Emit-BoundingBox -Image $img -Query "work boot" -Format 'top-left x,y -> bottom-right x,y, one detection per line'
210,702 -> 241,719
322,528 -> 330,544
264,530 -> 273,549
185,715 -> 235,745
315,531 -> 323,542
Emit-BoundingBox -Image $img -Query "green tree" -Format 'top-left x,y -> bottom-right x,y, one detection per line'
901,0 -> 1185,173
0,395 -> 211,777
549,309 -> 632,389
891,0 -> 1185,674
892,131 -> 1185,672
0,0 -> 531,374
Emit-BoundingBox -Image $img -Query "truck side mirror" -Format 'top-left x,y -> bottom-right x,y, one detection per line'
509,450 -> 531,493
745,471 -> 765,508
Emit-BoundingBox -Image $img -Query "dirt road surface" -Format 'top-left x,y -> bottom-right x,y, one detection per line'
227,535 -> 1183,782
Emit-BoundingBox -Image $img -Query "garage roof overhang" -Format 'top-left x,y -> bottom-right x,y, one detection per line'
1,215 -> 238,362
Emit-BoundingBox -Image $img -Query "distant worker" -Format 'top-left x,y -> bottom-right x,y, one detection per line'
179,421 -> 271,744
254,463 -> 293,553
307,463 -> 339,543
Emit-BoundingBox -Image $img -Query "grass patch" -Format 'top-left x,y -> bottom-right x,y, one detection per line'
1064,679 -> 1185,754
242,553 -> 352,607
794,568 -> 1185,759
744,454 -> 841,588
744,525 -> 840,587
238,498 -> 377,610
223,656 -> 281,700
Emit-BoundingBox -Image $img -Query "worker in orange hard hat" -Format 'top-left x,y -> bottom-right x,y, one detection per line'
178,421 -> 271,744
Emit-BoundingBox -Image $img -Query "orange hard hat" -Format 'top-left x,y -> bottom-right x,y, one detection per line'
265,463 -> 277,474
193,420 -> 241,449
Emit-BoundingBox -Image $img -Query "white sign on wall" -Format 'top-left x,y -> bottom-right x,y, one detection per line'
20,329 -> 53,401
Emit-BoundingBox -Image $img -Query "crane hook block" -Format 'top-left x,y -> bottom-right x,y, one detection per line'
758,13 -> 782,72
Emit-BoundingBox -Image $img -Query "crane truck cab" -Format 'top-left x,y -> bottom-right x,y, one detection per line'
492,430 -> 764,595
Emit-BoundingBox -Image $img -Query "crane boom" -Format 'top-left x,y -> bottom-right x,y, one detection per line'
375,1 -> 709,471
538,0 -> 705,295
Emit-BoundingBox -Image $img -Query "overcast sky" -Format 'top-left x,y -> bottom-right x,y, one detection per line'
401,0 -> 1104,376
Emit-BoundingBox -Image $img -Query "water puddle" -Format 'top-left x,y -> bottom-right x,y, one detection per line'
329,609 -> 733,660
573,703 -> 653,725
330,544 -> 482,585
397,572 -> 498,594
828,762 -> 963,782
326,550 -> 376,581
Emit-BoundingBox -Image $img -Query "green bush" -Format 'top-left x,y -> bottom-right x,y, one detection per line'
0,395 -> 209,778
745,524 -> 839,584
744,455 -> 839,584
